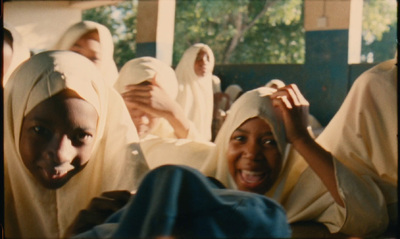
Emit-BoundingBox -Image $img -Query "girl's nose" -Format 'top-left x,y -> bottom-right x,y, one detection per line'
51,135 -> 76,164
243,140 -> 262,161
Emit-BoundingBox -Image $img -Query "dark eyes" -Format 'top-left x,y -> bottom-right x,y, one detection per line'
73,131 -> 93,143
32,126 -> 93,145
232,135 -> 277,147
33,126 -> 51,138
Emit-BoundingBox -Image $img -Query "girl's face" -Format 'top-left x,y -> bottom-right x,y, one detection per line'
226,117 -> 282,195
194,49 -> 211,77
70,30 -> 102,68
19,90 -> 98,189
126,106 -> 158,138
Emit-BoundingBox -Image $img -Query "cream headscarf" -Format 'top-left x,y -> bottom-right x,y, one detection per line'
115,57 -> 212,169
201,87 -> 307,201
175,43 -> 215,141
200,86 -> 389,236
114,57 -> 178,139
52,20 -> 119,87
4,51 -> 148,238
2,23 -> 31,87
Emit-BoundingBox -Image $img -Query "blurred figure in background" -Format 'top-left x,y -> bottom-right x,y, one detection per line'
175,43 -> 215,141
2,23 -> 31,86
52,20 -> 118,87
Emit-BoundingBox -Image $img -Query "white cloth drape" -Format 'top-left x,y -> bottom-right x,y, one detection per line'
4,51 -> 148,238
316,58 -> 398,228
175,43 -> 215,141
52,21 -> 119,87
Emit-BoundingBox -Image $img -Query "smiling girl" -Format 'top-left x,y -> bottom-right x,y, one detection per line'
4,51 -> 148,238
201,86 -> 388,236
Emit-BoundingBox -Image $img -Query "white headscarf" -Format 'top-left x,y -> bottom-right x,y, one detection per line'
201,87 -> 305,200
52,20 -> 119,87
114,57 -> 179,139
175,43 -> 215,141
2,23 -> 31,86
4,51 -> 148,238
114,56 -> 178,99
200,86 -> 389,236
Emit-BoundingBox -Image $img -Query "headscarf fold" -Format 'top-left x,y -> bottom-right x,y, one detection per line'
52,21 -> 119,87
175,43 -> 215,141
4,51 -> 148,238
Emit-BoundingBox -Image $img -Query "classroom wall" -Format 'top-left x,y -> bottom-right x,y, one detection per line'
214,62 -> 376,127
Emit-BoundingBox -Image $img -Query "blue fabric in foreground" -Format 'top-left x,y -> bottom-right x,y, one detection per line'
75,165 -> 291,238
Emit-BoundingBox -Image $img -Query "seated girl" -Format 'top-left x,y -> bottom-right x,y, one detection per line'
4,50 -> 149,238
201,85 -> 388,236
114,57 -> 214,170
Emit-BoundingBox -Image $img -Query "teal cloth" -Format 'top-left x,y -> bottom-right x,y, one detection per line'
75,165 -> 291,238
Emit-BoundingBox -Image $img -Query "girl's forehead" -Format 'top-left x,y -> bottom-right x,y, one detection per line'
234,117 -> 272,134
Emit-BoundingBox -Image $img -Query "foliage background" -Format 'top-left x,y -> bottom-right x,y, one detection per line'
82,0 -> 397,69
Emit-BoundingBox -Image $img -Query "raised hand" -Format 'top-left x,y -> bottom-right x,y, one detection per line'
270,84 -> 310,144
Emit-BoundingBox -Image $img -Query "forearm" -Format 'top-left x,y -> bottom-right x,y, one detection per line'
292,135 -> 344,207
165,109 -> 190,139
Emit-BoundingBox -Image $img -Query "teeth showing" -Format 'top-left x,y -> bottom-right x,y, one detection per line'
53,164 -> 75,178
241,170 -> 265,184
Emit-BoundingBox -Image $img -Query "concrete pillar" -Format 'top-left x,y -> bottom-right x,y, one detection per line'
136,0 -> 176,66
303,0 -> 363,126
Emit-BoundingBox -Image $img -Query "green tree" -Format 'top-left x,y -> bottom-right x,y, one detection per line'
82,0 -> 396,67
173,0 -> 304,65
361,0 -> 397,62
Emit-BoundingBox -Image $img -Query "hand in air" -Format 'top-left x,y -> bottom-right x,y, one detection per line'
122,75 -> 182,119
270,84 -> 310,144
64,190 -> 132,237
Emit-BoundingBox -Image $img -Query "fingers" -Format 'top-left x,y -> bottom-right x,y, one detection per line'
271,84 -> 309,108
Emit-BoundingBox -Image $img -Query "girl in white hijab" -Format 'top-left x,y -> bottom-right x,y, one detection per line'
4,51 -> 148,238
114,56 -> 202,140
114,56 -> 214,170
52,20 -> 119,87
2,23 -> 31,86
201,85 -> 388,236
175,43 -> 215,141
316,56 -> 398,227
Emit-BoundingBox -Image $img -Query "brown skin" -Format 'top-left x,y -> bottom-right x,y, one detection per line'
121,77 -> 191,139
227,117 -> 282,195
194,49 -> 211,77
270,84 -> 344,207
19,90 -> 98,189
65,190 -> 132,238
70,30 -> 102,68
